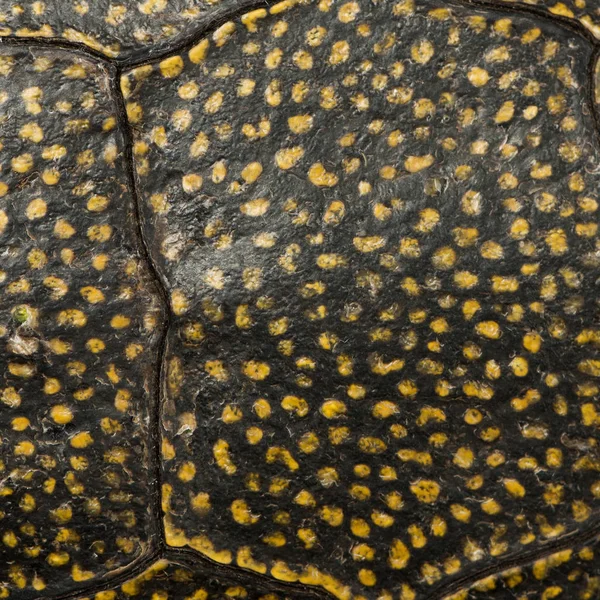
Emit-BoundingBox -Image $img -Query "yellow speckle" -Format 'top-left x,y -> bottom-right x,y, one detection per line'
19,122 -> 44,143
495,101 -> 514,123
241,360 -> 270,380
531,162 -> 552,179
410,480 -> 440,503
288,114 -> 313,133
467,67 -> 489,87
110,315 -> 131,329
389,539 -> 410,569
70,432 -> 93,449
213,439 -> 236,474
241,198 -> 270,217
405,154 -> 434,173
281,395 -> 309,417
80,286 -> 104,304
231,499 -> 259,525
275,146 -> 304,170
191,492 -> 211,515
71,564 -> 94,582
545,228 -> 568,255
178,461 -> 196,482
241,8 -> 268,31
411,40 -> 434,63
308,162 -> 339,187
353,236 -> 386,253
503,478 -> 525,498
12,153 -> 34,173
476,321 -> 501,340
189,39 -> 210,64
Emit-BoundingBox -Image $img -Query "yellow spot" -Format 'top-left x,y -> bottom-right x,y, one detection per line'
48,552 -> 70,567
531,162 -> 552,179
205,360 -> 229,381
126,102 -> 143,124
242,360 -> 270,380
476,321 -> 501,339
353,236 -> 386,253
320,399 -> 346,419
281,395 -> 309,417
191,492 -> 211,515
338,1 -> 360,22
70,431 -> 93,448
389,539 -> 410,569
110,315 -> 130,329
190,132 -> 209,157
495,101 -> 514,123
213,439 -> 236,474
308,163 -> 339,187
358,437 -> 387,454
72,564 -> 94,582
231,499 -> 259,525
491,275 -> 518,293
414,208 -> 440,232
241,198 -> 270,217
178,461 -> 196,482
19,122 -> 44,143
453,447 -> 474,469
80,286 -> 104,304
579,359 -> 600,377
57,309 -> 87,328
288,114 -> 313,133
317,254 -> 347,269
12,153 -> 34,173
510,356 -> 529,377
410,480 -> 440,503
467,67 -> 489,86
241,8 -> 267,31
504,478 -> 525,498
241,162 -> 263,184
405,154 -> 434,173
275,146 -> 304,169
189,39 -> 210,64
266,447 -> 299,471
431,246 -> 456,269
182,174 -> 202,193
545,228 -> 568,255
411,40 -> 434,63
330,41 -> 350,65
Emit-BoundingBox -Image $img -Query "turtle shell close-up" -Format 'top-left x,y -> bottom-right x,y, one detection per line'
0,0 -> 600,599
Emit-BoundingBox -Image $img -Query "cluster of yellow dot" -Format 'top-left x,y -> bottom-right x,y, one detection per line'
121,0 -> 600,598
77,560 -> 290,600
0,50 -> 160,594
501,0 -> 600,38
446,541 -> 600,599
0,0 -> 597,63
0,0 -> 228,58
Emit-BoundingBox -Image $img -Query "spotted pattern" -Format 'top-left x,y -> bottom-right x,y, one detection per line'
75,558 -> 307,600
0,0 -> 598,61
0,0 -> 238,60
0,48 -> 163,598
0,0 -> 598,599
445,536 -> 600,599
501,0 -> 600,39
120,0 -> 600,598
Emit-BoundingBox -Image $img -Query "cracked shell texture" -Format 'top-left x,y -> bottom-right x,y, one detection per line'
75,558 -> 310,600
445,535 -> 600,599
122,0 -> 600,598
0,47 -> 163,597
0,0 -> 253,61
